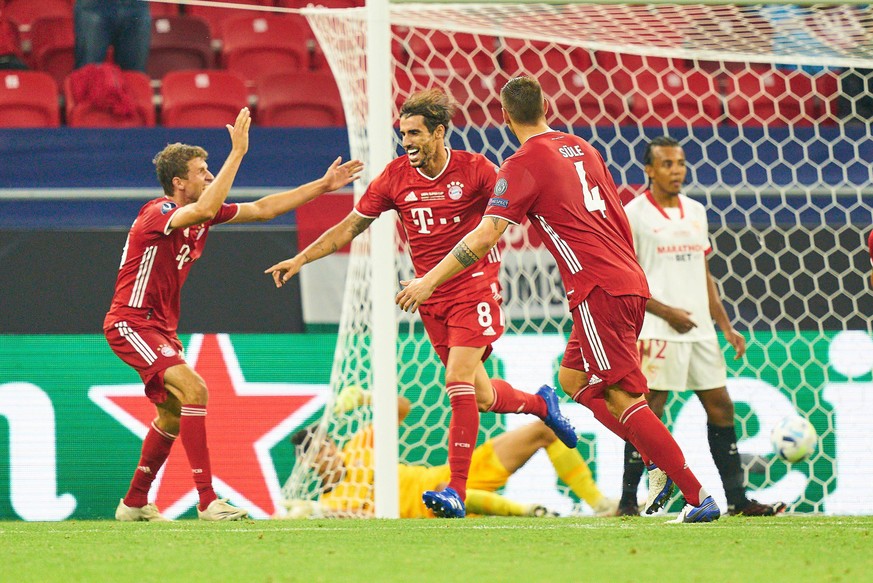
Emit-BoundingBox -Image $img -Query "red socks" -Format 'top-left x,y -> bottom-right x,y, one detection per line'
446,383 -> 479,501
620,401 -> 705,506
488,379 -> 548,418
180,404 -> 218,511
571,389 -> 653,466
123,421 -> 176,508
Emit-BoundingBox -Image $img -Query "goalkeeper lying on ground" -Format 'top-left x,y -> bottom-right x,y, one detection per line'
283,386 -> 617,518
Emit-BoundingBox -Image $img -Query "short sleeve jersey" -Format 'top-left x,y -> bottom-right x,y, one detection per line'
355,149 -> 500,304
484,131 -> 648,310
105,198 -> 239,332
624,190 -> 716,341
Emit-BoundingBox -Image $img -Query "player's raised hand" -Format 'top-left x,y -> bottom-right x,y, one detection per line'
322,157 -> 364,192
226,107 -> 251,155
265,256 -> 305,288
395,277 -> 435,313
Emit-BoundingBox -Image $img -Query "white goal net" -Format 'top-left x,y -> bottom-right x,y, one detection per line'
281,2 -> 873,517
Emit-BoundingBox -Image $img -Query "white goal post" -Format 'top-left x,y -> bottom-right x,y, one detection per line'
281,2 -> 873,518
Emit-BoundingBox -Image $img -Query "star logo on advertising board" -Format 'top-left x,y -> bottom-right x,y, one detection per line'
89,334 -> 328,519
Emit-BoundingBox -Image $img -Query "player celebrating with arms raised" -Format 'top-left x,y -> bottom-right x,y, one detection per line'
106,108 -> 363,521
397,77 -> 720,523
266,89 -> 577,518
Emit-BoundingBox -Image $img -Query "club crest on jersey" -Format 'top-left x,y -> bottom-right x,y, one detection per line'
161,201 -> 177,214
157,344 -> 177,357
447,181 -> 464,200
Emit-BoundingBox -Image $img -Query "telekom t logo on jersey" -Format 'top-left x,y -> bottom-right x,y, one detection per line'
410,207 -> 435,234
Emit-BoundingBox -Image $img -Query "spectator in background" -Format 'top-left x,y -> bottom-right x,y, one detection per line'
74,0 -> 151,72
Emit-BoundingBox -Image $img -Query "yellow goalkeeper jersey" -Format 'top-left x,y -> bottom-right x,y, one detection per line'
320,426 -> 450,518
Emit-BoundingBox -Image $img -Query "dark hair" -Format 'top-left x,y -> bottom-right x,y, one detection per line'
153,143 -> 208,195
400,89 -> 457,133
291,427 -> 317,453
500,76 -> 545,126
642,136 -> 681,167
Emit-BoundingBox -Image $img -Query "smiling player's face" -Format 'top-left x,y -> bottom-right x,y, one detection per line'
399,114 -> 445,177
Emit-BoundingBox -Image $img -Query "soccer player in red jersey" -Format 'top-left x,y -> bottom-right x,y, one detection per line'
397,77 -> 720,523
106,107 -> 363,521
265,89 -> 576,518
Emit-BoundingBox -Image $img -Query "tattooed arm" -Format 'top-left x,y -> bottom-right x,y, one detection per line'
395,215 -> 510,312
266,211 -> 375,288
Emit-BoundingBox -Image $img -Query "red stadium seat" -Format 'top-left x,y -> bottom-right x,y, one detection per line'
724,66 -> 839,126
28,16 -> 74,86
147,15 -> 214,80
161,70 -> 248,127
407,31 -> 500,79
502,39 -> 626,126
186,0 -> 273,40
393,71 -> 505,128
0,71 -> 59,127
0,16 -> 22,56
149,2 -> 178,17
256,70 -> 345,126
600,53 -> 722,127
64,69 -> 155,127
1,0 -> 71,30
222,14 -> 311,84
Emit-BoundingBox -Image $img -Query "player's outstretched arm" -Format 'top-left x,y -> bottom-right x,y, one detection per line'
170,107 -> 251,230
396,215 -> 508,312
265,211 -> 375,288
231,157 -> 364,224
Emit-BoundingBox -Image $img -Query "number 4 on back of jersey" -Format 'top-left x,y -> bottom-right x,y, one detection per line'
574,161 -> 607,217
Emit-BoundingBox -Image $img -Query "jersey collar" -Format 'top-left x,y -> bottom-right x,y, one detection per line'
645,189 -> 684,220
415,147 -> 451,181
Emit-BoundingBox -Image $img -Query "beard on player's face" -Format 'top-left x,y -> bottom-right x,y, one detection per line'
407,139 -> 433,167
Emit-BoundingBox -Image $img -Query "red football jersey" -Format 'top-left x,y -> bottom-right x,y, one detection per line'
485,131 -> 648,309
868,229 -> 873,265
356,149 -> 500,304
105,197 -> 239,332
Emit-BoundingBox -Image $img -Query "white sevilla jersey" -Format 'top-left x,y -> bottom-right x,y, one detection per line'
624,191 -> 716,341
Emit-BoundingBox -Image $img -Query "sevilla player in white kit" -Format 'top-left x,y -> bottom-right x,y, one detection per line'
266,89 -> 577,518
620,136 -> 784,517
105,108 -> 363,521
398,77 -> 720,522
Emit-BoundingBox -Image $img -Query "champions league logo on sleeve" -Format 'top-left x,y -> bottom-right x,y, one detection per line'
161,201 -> 177,214
489,178 -> 509,208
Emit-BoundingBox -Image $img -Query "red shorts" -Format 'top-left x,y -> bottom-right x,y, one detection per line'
104,319 -> 186,404
418,291 -> 504,366
560,287 -> 649,397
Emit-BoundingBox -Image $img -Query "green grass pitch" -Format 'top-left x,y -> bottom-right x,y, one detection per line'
1,516 -> 871,582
